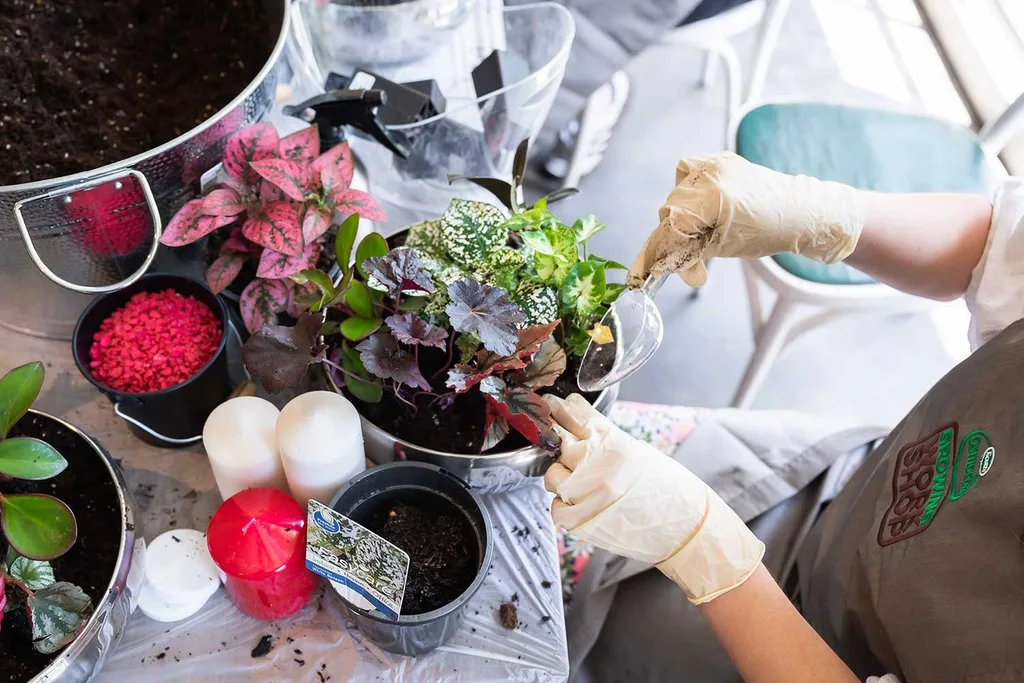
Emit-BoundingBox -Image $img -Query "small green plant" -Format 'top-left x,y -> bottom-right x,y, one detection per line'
0,362 -> 91,653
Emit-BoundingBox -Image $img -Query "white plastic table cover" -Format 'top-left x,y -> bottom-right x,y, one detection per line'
97,481 -> 570,683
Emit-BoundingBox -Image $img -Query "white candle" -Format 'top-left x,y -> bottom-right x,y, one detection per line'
276,391 -> 366,506
203,396 -> 288,500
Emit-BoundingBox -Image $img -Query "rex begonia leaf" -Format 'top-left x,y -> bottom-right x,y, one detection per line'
363,249 -> 435,296
445,321 -> 558,393
385,313 -> 448,349
445,280 -> 524,356
9,554 -> 55,591
510,340 -> 566,389
334,345 -> 384,404
241,311 -> 325,393
355,335 -> 430,390
478,377 -> 560,451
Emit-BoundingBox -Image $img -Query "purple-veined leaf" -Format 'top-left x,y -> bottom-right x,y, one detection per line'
241,311 -> 325,393
313,141 -> 354,194
446,321 -> 559,393
279,125 -> 320,164
510,340 -> 566,389
385,313 -> 447,349
363,249 -> 435,296
302,205 -> 332,244
26,581 -> 93,655
286,279 -> 319,318
202,188 -> 246,217
223,123 -> 280,185
242,201 -> 303,257
445,280 -> 525,356
355,334 -> 430,390
250,158 -> 308,202
256,241 -> 320,279
479,377 -> 560,450
239,278 -> 290,334
332,188 -> 386,222
159,199 -> 207,246
206,253 -> 246,294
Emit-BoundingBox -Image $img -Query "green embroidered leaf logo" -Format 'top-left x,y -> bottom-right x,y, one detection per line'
355,335 -> 430,391
439,199 -> 509,263
26,582 -> 94,654
241,311 -> 325,393
445,280 -> 525,356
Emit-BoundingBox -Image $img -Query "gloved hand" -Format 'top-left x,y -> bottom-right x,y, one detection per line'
628,152 -> 867,287
544,394 -> 765,604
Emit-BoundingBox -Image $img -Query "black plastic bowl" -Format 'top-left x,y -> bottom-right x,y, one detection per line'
329,462 -> 494,656
72,273 -> 231,448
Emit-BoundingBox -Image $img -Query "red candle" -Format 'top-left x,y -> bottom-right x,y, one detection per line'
207,488 -> 318,620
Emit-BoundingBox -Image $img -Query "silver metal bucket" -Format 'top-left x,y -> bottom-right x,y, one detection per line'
324,366 -> 618,493
22,410 -> 144,683
0,0 -> 292,340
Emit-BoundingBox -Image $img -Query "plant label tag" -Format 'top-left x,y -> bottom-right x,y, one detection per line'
305,500 -> 409,620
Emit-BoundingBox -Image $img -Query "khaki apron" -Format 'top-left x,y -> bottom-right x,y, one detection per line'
570,321 -> 1024,683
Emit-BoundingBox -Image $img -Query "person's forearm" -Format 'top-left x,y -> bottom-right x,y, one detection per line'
844,192 -> 992,300
699,565 -> 859,683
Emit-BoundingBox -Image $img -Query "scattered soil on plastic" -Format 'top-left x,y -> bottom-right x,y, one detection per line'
499,603 -> 519,630
250,634 -> 273,658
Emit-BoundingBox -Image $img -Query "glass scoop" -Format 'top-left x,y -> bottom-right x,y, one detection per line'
577,275 -> 668,392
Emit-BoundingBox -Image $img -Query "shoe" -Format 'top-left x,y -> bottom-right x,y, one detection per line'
544,70 -> 631,184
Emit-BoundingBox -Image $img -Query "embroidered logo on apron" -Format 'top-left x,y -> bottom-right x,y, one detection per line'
878,423 -> 994,546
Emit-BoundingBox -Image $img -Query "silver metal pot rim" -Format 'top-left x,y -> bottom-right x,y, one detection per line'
23,410 -> 134,683
1,0 -> 291,194
324,364 -> 611,460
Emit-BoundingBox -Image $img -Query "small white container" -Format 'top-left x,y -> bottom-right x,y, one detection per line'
276,391 -> 366,506
203,396 -> 288,500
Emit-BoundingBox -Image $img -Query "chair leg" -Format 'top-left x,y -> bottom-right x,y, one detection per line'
715,40 -> 743,122
731,296 -> 798,408
561,95 -> 601,190
745,0 -> 793,104
742,260 -> 764,341
701,50 -> 719,88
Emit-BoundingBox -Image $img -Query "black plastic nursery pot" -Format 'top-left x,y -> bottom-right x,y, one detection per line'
72,273 -> 232,448
329,462 -> 494,657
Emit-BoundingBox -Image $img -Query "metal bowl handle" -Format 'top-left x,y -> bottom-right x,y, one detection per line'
113,402 -> 202,445
13,169 -> 162,294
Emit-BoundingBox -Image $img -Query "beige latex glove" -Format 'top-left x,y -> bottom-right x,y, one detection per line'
544,394 -> 765,604
629,152 -> 867,287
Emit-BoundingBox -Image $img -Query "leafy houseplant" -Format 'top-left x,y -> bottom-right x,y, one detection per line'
241,142 -> 627,454
159,123 -> 386,333
0,363 -> 92,654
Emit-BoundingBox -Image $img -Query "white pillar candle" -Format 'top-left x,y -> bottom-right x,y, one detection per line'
276,391 -> 366,507
203,396 -> 288,501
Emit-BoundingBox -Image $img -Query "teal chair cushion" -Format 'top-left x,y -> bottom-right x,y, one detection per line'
735,103 -> 991,285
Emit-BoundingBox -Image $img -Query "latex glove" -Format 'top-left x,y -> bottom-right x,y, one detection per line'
544,394 -> 765,604
628,152 -> 867,287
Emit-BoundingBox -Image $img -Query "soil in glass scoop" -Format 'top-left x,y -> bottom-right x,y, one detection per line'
0,0 -> 278,185
0,414 -> 122,683
363,500 -> 478,616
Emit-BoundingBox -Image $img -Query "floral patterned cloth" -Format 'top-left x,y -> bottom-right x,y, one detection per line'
557,401 -> 706,605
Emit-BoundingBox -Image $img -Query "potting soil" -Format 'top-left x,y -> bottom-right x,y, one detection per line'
0,414 -> 122,682
0,0 -> 277,185
364,502 -> 478,616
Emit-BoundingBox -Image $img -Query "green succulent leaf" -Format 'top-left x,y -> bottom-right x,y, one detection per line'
0,362 -> 44,439
346,281 -> 374,319
1,494 -> 77,561
335,213 -> 360,275
26,582 -> 93,654
0,438 -> 67,481
439,199 -> 509,263
562,261 -> 607,317
9,554 -> 55,590
355,233 -> 389,280
340,316 -> 383,342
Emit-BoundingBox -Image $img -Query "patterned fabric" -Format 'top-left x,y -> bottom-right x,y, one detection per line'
557,401 -> 704,605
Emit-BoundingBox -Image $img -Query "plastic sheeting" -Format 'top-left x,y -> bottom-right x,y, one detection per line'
97,482 -> 569,683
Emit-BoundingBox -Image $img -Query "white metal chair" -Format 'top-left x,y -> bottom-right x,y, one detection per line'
728,94 -> 1024,408
561,0 -> 793,189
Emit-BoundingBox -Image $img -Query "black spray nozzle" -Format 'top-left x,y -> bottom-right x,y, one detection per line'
282,89 -> 410,159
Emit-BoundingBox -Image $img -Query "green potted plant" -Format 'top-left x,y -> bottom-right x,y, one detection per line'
241,142 -> 624,491
0,363 -> 143,682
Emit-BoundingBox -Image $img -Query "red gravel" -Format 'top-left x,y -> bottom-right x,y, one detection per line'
89,289 -> 222,393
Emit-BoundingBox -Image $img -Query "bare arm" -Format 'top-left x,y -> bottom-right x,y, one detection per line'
844,192 -> 993,301
699,565 -> 860,683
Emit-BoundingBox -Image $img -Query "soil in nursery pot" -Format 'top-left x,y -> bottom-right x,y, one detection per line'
363,501 -> 478,616
0,414 -> 122,683
0,0 -> 278,185
347,344 -> 608,454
